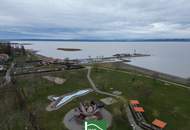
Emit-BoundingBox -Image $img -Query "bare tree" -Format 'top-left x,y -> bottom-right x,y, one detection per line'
21,45 -> 26,55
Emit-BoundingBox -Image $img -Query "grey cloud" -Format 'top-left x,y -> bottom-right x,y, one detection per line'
0,0 -> 190,39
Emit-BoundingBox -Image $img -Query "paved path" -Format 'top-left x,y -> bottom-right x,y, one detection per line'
86,66 -> 119,98
126,106 -> 143,130
0,62 -> 14,87
5,62 -> 14,83
86,66 -> 142,130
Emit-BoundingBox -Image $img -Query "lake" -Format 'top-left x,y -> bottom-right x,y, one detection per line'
15,41 -> 190,78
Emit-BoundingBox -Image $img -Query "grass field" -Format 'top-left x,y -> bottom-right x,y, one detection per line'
14,69 -> 93,130
1,66 -> 190,130
91,68 -> 190,130
3,69 -> 129,130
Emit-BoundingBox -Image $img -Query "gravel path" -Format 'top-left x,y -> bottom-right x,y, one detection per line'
86,66 -> 119,98
126,106 -> 143,130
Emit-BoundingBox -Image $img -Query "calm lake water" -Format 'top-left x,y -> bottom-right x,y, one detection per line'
16,41 -> 190,78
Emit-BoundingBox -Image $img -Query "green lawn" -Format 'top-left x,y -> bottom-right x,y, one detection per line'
91,68 -> 190,130
12,68 -> 131,130
1,66 -> 190,130
0,88 -> 30,130
0,75 -> 4,82
15,69 -> 92,130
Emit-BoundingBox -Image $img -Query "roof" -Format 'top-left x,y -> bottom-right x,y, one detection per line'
152,119 -> 167,128
130,100 -> 140,105
133,107 -> 145,112
0,53 -> 9,60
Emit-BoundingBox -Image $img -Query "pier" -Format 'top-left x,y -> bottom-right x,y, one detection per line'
78,53 -> 150,64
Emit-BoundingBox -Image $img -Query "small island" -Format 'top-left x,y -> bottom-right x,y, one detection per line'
20,43 -> 33,45
57,48 -> 82,51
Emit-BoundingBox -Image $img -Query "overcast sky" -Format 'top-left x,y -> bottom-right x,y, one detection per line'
0,0 -> 190,39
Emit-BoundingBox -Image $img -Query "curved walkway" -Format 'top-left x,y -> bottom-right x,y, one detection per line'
86,66 -> 119,98
86,66 -> 143,130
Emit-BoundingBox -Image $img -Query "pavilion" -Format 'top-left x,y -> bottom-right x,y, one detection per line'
152,119 -> 167,129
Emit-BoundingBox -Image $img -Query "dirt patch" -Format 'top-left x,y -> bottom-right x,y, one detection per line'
43,76 -> 66,85
112,91 -> 122,95
100,97 -> 117,105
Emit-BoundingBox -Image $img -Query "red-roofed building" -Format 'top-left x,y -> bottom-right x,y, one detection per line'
133,107 -> 145,112
152,119 -> 167,129
130,100 -> 140,105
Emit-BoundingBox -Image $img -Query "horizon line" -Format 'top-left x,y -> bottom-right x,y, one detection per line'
1,38 -> 190,42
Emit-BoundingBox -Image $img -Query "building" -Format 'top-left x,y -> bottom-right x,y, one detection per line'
0,53 -> 9,63
129,99 -> 167,130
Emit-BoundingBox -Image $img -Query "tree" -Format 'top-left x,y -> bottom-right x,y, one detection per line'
21,45 -> 26,55
0,43 -> 11,55
131,76 -> 136,82
7,44 -> 12,56
187,78 -> 190,86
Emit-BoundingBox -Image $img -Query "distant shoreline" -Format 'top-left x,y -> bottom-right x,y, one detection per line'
30,49 -> 190,86
2,38 -> 190,42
